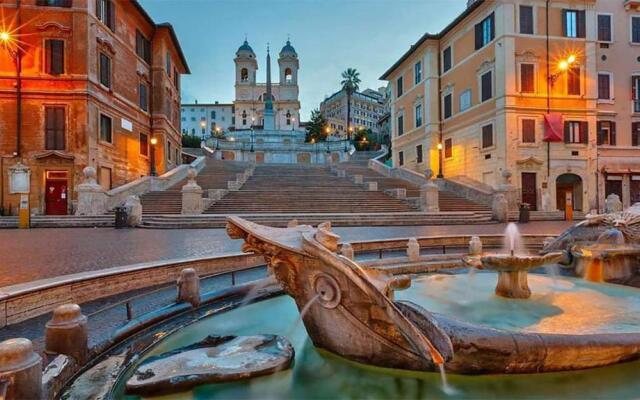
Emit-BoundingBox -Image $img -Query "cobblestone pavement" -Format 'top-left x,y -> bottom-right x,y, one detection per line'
0,221 -> 573,287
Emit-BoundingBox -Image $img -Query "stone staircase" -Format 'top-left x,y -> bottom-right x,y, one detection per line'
338,161 -> 493,215
205,164 -> 415,214
139,160 -> 249,215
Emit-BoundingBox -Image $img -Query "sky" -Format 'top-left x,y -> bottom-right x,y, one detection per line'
139,0 -> 469,120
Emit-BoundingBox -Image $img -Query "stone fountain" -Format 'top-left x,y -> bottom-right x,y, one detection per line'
226,216 -> 640,374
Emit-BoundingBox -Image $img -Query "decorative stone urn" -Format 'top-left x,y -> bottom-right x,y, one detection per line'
420,169 -> 439,212
181,168 -> 204,214
605,194 -> 623,214
492,193 -> 509,222
75,166 -> 108,216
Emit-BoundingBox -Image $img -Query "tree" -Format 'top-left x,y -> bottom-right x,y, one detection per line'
340,68 -> 361,141
181,133 -> 201,148
353,128 -> 377,151
305,108 -> 328,143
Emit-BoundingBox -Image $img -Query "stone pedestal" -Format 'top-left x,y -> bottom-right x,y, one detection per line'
181,168 -> 204,215
124,195 -> 142,227
605,194 -> 623,213
341,243 -> 354,260
177,268 -> 200,307
75,167 -> 108,216
495,170 -> 519,212
420,169 -> 439,212
0,338 -> 42,400
407,238 -> 420,262
352,175 -> 363,184
469,236 -> 482,256
496,270 -> 531,299
492,193 -> 509,222
541,188 -> 552,212
45,304 -> 88,364
366,182 -> 378,191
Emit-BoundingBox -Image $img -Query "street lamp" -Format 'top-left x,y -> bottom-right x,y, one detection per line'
150,136 -> 158,176
200,120 -> 206,141
549,54 -> 577,86
291,117 -> 296,131
250,117 -> 255,152
437,142 -> 444,179
1,30 -> 23,157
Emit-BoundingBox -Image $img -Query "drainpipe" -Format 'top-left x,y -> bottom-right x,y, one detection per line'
437,40 -> 444,179
15,0 -> 22,157
545,0 -> 550,179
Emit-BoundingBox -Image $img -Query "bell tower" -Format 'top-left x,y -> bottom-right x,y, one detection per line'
278,40 -> 299,86
234,40 -> 257,85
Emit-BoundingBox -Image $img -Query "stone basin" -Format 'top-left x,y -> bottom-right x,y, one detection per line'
125,335 -> 294,397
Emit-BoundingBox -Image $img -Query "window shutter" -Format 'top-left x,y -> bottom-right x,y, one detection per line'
55,107 -> 65,149
597,121 -> 603,145
45,40 -> 52,74
580,121 -> 589,144
633,123 -> 640,146
490,13 -> 495,41
562,10 -> 567,37
633,76 -> 638,100
564,121 -> 570,143
577,11 -> 586,38
475,23 -> 482,50
107,0 -> 115,32
611,122 -> 617,146
51,40 -> 64,74
45,108 -> 55,150
96,0 -> 102,19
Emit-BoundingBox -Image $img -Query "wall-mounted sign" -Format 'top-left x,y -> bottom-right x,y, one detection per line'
9,162 -> 30,194
121,118 -> 133,132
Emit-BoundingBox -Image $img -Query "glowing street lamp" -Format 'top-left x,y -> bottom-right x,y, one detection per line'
437,142 -> 444,178
149,136 -> 158,176
550,54 -> 578,85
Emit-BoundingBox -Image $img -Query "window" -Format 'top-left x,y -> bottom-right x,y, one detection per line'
285,68 -> 293,83
397,115 -> 404,136
567,67 -> 580,95
443,93 -> 452,119
564,121 -> 588,144
36,0 -> 71,7
286,111 -> 291,125
414,61 -> 422,84
444,138 -> 452,158
481,124 -> 493,149
44,106 -> 65,150
45,39 -> 64,75
520,63 -> 535,93
99,52 -> 111,88
415,103 -> 422,127
459,90 -> 471,112
563,9 -> 585,38
135,30 -> 151,64
211,111 -> 216,119
396,76 -> 403,97
481,71 -> 492,102
597,121 -> 616,146
398,151 -> 404,166
443,47 -> 452,72
96,0 -> 115,32
633,76 -> 640,112
520,5 -> 534,34
166,52 -> 171,77
598,73 -> 611,100
597,14 -> 612,42
167,141 -> 172,161
174,68 -> 179,89
140,132 -> 149,156
241,68 -> 249,82
522,119 -> 536,143
416,144 -> 423,164
139,83 -> 148,111
632,17 -> 640,44
99,114 -> 112,143
633,122 -> 640,146
475,13 -> 495,50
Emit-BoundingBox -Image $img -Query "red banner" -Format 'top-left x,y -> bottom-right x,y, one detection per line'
543,113 -> 563,142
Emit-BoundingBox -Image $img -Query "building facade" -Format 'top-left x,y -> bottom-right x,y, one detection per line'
382,0 -> 640,213
233,40 -> 301,131
0,0 -> 189,216
320,87 -> 387,137
181,102 -> 234,137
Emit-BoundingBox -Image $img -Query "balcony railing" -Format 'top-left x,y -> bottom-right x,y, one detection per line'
209,137 -> 350,152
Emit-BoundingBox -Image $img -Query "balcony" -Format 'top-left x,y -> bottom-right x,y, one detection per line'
624,0 -> 640,11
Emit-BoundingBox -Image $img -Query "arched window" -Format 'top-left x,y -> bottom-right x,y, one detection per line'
286,111 -> 291,126
284,68 -> 293,84
242,110 -> 247,126
241,68 -> 249,82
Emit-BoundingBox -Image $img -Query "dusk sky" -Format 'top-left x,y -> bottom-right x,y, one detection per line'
139,0 -> 468,120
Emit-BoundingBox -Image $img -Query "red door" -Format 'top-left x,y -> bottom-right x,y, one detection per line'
45,179 -> 68,215
521,172 -> 538,211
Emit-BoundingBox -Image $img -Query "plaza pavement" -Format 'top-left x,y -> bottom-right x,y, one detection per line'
0,221 -> 574,288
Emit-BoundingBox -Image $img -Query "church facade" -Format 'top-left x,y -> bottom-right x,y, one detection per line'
233,40 -> 301,131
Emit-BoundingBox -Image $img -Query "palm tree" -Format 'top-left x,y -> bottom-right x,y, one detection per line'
341,68 -> 361,141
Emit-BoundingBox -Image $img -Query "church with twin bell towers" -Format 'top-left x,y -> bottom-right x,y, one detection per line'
233,40 -> 301,131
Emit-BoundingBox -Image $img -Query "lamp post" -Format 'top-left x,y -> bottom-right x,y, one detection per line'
150,136 -> 158,176
1,30 -> 22,157
250,117 -> 255,152
437,142 -> 444,179
291,117 -> 296,131
200,120 -> 206,141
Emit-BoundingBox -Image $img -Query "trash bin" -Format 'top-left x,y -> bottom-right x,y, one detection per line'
518,203 -> 530,223
114,206 -> 128,229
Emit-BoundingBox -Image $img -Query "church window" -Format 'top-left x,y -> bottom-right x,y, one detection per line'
286,111 -> 291,125
285,68 -> 293,84
241,68 -> 249,82
242,110 -> 247,126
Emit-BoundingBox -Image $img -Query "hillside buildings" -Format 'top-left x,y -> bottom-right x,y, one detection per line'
320,87 -> 387,138
181,102 -> 234,137
0,0 -> 189,216
381,0 -> 640,213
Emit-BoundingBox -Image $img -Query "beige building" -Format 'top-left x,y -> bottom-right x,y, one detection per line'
320,88 -> 386,137
381,0 -> 640,213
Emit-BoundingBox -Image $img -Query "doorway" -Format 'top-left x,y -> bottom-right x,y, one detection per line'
521,172 -> 537,211
45,170 -> 68,215
556,173 -> 583,211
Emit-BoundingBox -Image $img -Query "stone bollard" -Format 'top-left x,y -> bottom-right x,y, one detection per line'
177,268 -> 200,308
0,338 -> 42,400
75,166 -> 108,216
366,182 -> 378,191
605,194 -> 623,214
287,219 -> 299,228
45,304 -> 88,364
420,169 -> 439,212
124,195 -> 142,227
469,236 -> 483,256
352,175 -> 364,184
182,168 -> 204,214
492,193 -> 509,222
341,243 -> 355,260
337,170 -> 346,178
407,238 -> 420,262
